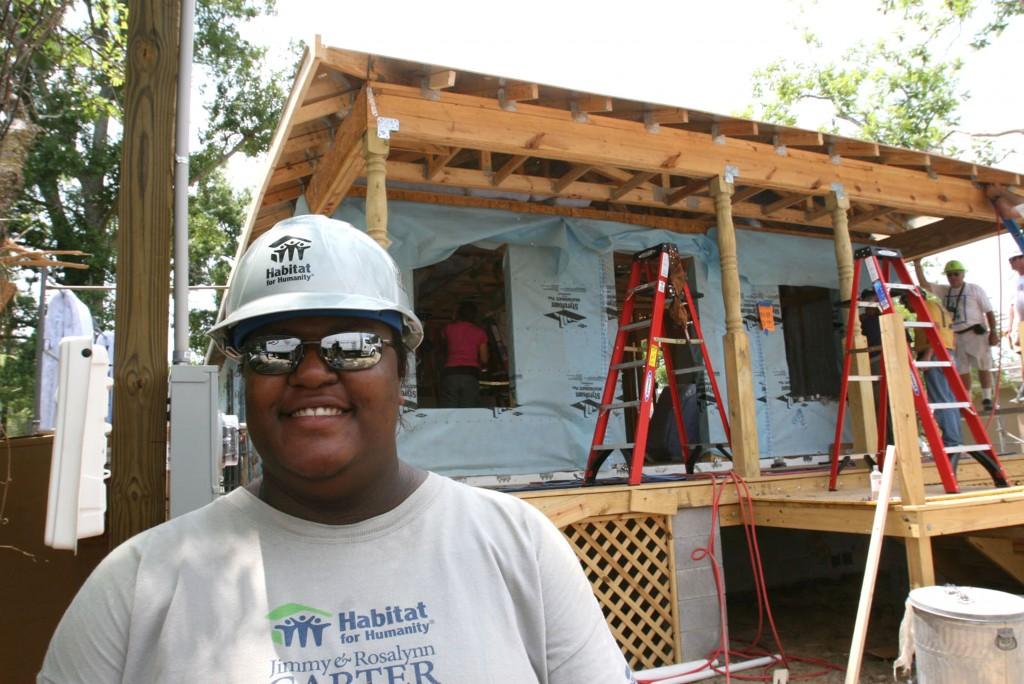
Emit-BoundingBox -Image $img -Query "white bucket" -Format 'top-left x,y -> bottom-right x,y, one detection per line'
909,585 -> 1024,684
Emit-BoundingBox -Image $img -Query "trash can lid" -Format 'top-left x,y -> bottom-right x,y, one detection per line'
909,585 -> 1024,622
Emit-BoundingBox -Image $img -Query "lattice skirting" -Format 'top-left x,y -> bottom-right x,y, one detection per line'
562,513 -> 679,670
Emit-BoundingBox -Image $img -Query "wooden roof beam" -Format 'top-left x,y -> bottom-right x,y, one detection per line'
763,192 -> 809,216
804,201 -> 832,222
573,94 -> 613,113
610,171 -> 657,200
425,146 -> 462,180
851,205 -> 895,227
930,157 -> 977,178
425,69 -> 456,92
733,186 -> 766,203
880,151 -> 931,169
646,107 -> 690,125
349,184 -> 708,234
384,160 -> 901,234
666,177 -> 710,206
682,120 -> 760,137
775,130 -> 825,146
464,82 -> 539,105
553,164 -> 592,192
493,155 -> 528,186
830,141 -> 880,158
283,126 -> 333,155
293,93 -> 352,126
371,82 -> 996,220
304,86 -> 368,215
263,183 -> 304,206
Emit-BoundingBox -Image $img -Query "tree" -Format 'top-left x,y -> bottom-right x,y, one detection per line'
0,0 -> 292,433
748,0 -> 1022,159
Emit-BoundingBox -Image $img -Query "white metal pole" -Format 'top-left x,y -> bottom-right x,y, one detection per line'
172,0 -> 196,364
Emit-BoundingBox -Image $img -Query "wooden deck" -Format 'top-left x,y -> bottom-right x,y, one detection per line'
517,455 -> 1024,588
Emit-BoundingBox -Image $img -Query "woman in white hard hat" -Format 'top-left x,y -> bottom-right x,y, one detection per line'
40,215 -> 635,684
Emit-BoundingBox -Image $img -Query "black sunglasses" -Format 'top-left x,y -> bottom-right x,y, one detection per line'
240,332 -> 393,375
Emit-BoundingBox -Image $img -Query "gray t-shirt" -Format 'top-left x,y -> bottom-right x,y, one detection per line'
39,473 -> 635,684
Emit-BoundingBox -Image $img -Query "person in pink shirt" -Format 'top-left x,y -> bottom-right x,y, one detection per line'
440,300 -> 489,407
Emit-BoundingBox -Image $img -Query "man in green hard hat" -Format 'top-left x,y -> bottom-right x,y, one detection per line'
916,259 -> 999,412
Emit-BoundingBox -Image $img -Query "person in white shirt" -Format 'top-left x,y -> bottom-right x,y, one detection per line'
39,216 -> 635,684
915,259 -> 998,412
1006,254 -> 1024,402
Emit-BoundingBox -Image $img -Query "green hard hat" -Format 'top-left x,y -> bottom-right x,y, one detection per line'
943,259 -> 966,274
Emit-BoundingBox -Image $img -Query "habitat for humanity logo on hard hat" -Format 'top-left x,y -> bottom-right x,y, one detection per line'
266,235 -> 314,286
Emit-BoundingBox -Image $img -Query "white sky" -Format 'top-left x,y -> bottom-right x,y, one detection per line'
227,0 -> 1024,343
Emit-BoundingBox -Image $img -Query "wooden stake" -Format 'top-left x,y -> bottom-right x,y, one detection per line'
845,445 -> 897,684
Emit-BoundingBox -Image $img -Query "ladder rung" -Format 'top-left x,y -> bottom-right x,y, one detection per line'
915,360 -> 952,368
849,375 -> 881,381
887,283 -> 917,291
612,360 -> 645,370
603,400 -> 640,411
904,321 -> 934,328
928,402 -> 971,410
626,282 -> 657,298
943,444 -> 993,454
593,443 -> 635,451
849,346 -> 880,354
672,365 -> 704,376
622,319 -> 652,331
857,301 -> 881,309
655,337 -> 703,345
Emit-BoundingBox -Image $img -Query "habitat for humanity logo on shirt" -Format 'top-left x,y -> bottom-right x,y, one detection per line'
265,601 -> 439,684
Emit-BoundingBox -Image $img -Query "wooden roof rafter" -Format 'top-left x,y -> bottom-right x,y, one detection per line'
239,43 -> 1022,257
382,159 -> 901,234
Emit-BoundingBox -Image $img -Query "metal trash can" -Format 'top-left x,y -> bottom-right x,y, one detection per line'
909,585 -> 1024,683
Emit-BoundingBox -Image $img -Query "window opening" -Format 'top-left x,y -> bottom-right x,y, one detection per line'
777,285 -> 842,399
413,244 -> 512,408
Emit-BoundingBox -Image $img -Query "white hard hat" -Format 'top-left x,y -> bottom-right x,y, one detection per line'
208,215 -> 423,352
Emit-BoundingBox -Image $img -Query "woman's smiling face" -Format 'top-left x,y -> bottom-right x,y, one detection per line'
243,315 -> 403,515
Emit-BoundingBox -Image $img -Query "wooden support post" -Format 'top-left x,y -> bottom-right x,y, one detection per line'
709,175 -> 760,478
364,131 -> 390,247
827,192 -> 877,453
905,538 -> 936,588
879,313 -> 933,587
110,0 -> 179,546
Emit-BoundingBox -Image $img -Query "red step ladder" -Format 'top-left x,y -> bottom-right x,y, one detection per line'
584,243 -> 731,485
829,246 -> 1008,493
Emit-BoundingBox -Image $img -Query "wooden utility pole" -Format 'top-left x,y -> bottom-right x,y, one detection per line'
828,191 -> 877,453
110,0 -> 179,547
709,175 -> 760,477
